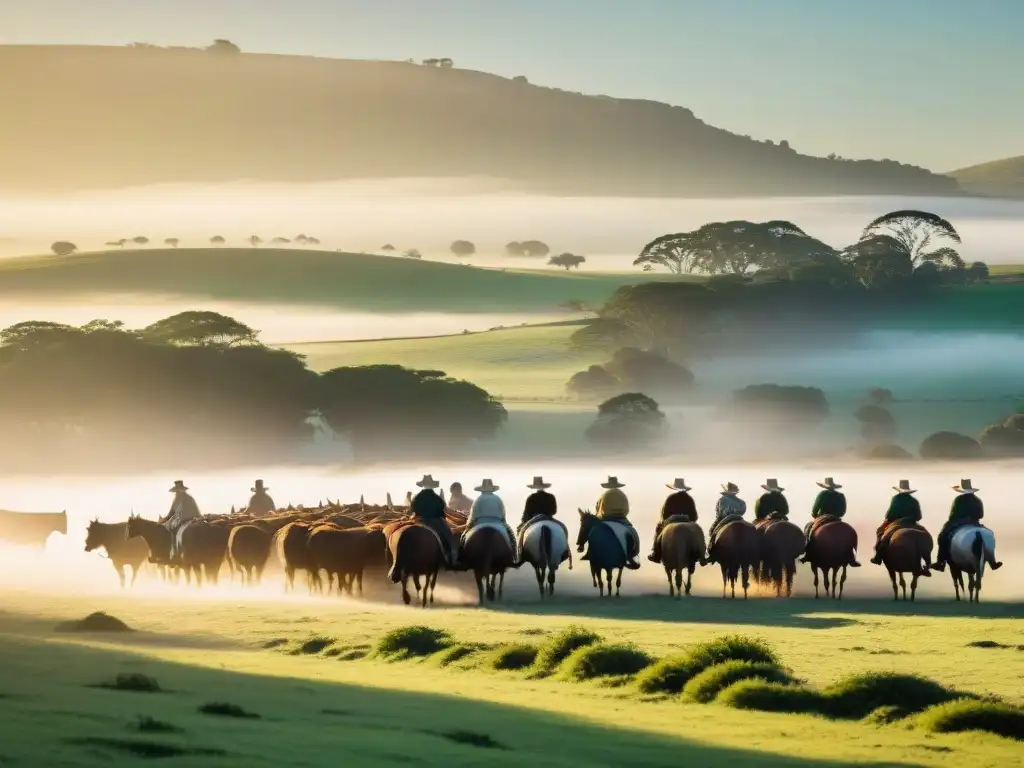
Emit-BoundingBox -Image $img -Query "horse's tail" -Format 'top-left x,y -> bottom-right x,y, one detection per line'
540,524 -> 553,569
972,530 -> 986,576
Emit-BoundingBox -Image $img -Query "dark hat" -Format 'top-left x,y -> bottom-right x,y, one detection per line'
169,480 -> 188,492
251,479 -> 268,492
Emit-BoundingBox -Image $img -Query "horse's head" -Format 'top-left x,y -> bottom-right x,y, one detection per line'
576,508 -> 596,548
84,518 -> 100,551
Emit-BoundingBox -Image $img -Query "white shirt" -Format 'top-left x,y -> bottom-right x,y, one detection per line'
467,492 -> 506,525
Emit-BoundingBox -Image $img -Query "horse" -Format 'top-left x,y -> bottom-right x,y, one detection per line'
659,520 -> 705,598
307,525 -> 387,596
0,509 -> 68,547
805,517 -> 858,599
461,523 -> 516,604
274,521 -> 322,594
710,518 -> 760,599
576,510 -> 636,597
125,515 -> 173,567
177,521 -> 230,587
227,524 -> 272,585
387,523 -> 444,607
84,519 -> 152,588
519,518 -> 571,598
881,525 -> 933,601
948,526 -> 999,603
755,518 -> 805,598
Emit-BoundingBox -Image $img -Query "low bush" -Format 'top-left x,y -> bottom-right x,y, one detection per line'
375,626 -> 451,660
488,644 -> 538,671
561,643 -> 654,681
529,626 -> 602,678
636,635 -> 779,695
93,673 -> 161,693
717,680 -> 831,715
432,644 -> 486,668
823,672 -> 960,719
863,705 -> 911,726
681,661 -> 797,704
296,636 -> 334,655
916,699 -> 1024,740
197,702 -> 260,719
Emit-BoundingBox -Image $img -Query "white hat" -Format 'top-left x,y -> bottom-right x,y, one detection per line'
761,478 -> 784,492
953,479 -> 977,494
474,479 -> 499,493
527,476 -> 552,489
415,474 -> 440,489
601,476 -> 625,489
666,478 -> 692,491
893,479 -> 916,494
816,477 -> 842,489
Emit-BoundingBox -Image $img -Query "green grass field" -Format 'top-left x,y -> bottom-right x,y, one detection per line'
0,248 -> 679,314
1,589 -> 1021,766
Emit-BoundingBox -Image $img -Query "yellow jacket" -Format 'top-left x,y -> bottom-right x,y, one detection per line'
596,488 -> 629,519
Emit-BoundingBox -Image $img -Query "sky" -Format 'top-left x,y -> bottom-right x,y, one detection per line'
1,0 -> 1021,171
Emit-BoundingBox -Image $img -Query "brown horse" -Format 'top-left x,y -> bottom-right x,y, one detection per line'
711,519 -> 760,599
227,524 -> 272,585
660,521 -> 705,598
806,518 -> 858,599
178,521 -> 229,587
461,524 -> 516,604
881,525 -> 933,601
387,523 -> 444,607
755,519 -> 805,598
84,519 -> 152,588
274,521 -> 322,594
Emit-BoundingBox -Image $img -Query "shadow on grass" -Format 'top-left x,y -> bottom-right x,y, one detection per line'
0,628 -> 917,768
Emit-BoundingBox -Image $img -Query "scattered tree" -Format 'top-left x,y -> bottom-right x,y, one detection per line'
403,248 -> 422,259
505,241 -> 525,257
210,235 -> 226,247
977,413 -> 1024,457
438,58 -> 454,69
603,347 -> 694,400
132,236 -> 149,247
586,393 -> 667,447
249,235 -> 263,248
919,431 -> 982,460
295,235 -> 309,245
164,238 -> 180,248
859,210 -> 964,270
729,384 -> 829,425
50,241 -> 77,257
450,240 -> 476,258
271,237 -> 291,246
548,252 -> 586,270
566,365 -> 621,400
207,39 -> 241,54
105,239 -> 127,248
512,75 -> 529,84
855,404 -> 896,442
520,240 -> 550,258
305,236 -> 321,246
381,244 -> 396,252
967,261 -> 990,282
141,311 -> 259,347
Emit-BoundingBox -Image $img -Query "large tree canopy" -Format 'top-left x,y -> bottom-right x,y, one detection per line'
860,210 -> 963,269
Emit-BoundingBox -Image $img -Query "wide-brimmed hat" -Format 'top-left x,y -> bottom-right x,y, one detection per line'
527,476 -> 551,490
761,478 -> 784,492
817,477 -> 842,490
601,476 -> 625,489
251,479 -> 269,492
415,474 -> 440,489
721,482 -> 739,495
475,478 -> 499,493
893,479 -> 916,494
169,480 -> 188,492
953,479 -> 978,494
666,478 -> 692,491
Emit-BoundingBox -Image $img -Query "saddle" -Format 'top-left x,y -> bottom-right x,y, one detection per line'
600,519 -> 639,559
755,515 -> 788,533
810,514 -> 842,536
387,519 -> 446,554
663,514 -> 695,526
879,519 -> 925,538
463,520 -> 515,554
709,514 -> 746,549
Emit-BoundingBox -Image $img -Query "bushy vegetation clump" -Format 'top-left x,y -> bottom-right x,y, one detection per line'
529,626 -> 602,678
681,661 -> 797,704
488,644 -> 539,671
560,643 -> 654,681
374,626 -> 452,660
915,699 -> 1024,740
636,635 -> 779,695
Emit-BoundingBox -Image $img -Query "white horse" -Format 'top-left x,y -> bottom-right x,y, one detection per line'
519,519 -> 571,598
948,526 -> 1001,603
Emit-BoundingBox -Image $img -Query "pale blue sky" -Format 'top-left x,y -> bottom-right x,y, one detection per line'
2,0 -> 1020,170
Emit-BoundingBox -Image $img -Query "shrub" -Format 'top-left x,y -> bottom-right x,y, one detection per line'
864,705 -> 911,725
919,431 -> 983,460
586,392 -> 666,448
375,626 -> 451,660
978,415 -> 1024,457
198,702 -> 260,719
433,644 -> 486,668
561,643 -> 654,681
729,384 -> 829,425
488,644 -> 538,671
566,365 -> 620,400
93,673 -> 161,693
682,661 -> 797,703
864,443 -> 913,461
717,680 -> 830,715
530,626 -> 602,678
916,699 -> 1024,740
636,635 -> 779,695
296,636 -> 334,655
824,672 -> 961,719
603,347 -> 695,400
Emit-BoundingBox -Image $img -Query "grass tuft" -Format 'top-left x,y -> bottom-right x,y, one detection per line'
432,644 -> 487,668
864,705 -> 911,726
717,680 -> 831,715
198,702 -> 260,719
560,643 -> 654,682
92,673 -> 161,694
488,644 -> 538,671
823,672 -> 961,719
375,626 -> 452,660
438,730 -> 508,750
56,611 -> 133,633
63,737 -> 225,759
681,661 -> 797,704
915,699 -> 1024,740
636,635 -> 778,695
131,716 -> 183,734
296,636 -> 335,655
529,626 -> 602,678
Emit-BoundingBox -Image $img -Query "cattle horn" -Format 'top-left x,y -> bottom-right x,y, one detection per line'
386,492 -> 394,510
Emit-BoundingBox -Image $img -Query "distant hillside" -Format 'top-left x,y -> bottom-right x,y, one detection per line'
950,155 -> 1024,199
0,45 -> 961,198
0,248 -> 672,313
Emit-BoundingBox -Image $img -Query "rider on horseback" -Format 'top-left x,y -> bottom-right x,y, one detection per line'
246,479 -> 275,517
158,480 -> 202,562
800,477 -> 860,566
582,476 -> 641,570
932,479 -> 1002,572
410,474 -> 461,569
447,482 -> 474,515
754,479 -> 789,524
706,482 -> 746,564
464,479 -> 518,562
648,478 -> 699,565
516,476 -> 567,564
870,479 -> 922,566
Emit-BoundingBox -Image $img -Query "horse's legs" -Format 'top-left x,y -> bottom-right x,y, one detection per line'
485,573 -> 496,602
685,565 -> 694,597
665,566 -> 674,597
412,573 -> 423,600
898,573 -> 907,601
615,568 -> 623,597
594,565 -> 604,596
547,567 -> 555,595
910,572 -> 920,601
429,570 -> 438,605
474,570 -> 485,605
498,571 -> 505,599
785,563 -> 795,598
720,563 -> 728,599
357,570 -> 365,597
534,565 -> 545,598
400,574 -> 412,605
838,565 -> 848,600
886,565 -> 898,600
130,564 -> 140,588
285,565 -> 295,592
812,566 -> 820,599
116,564 -> 126,589
951,567 -> 962,601
741,564 -> 750,600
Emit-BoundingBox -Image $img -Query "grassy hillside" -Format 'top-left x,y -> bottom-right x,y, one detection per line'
1,589 -> 1021,766
0,45 -> 960,197
0,248 -> 669,313
951,155 -> 1024,198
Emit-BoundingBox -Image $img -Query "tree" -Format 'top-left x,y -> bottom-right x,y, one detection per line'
505,241 -> 525,257
141,311 -> 259,347
164,238 -> 180,248
207,39 -> 241,54
978,414 -> 1024,457
600,282 -> 717,356
422,58 -> 440,67
105,239 -> 127,248
729,384 -> 829,425
585,392 -> 667,447
381,244 -> 396,252
603,347 -> 695,401
249,235 -> 263,248
450,240 -> 476,258
565,365 -> 620,400
132,236 -> 149,247
866,387 -> 894,406
438,58 -> 454,69
210,235 -> 226,247
919,431 -> 982,460
305,236 -> 321,246
295,235 -> 309,245
634,231 -> 700,274
50,241 -> 77,257
967,261 -> 990,282
548,253 -> 586,270
520,240 -> 550,258
512,75 -> 529,84
841,235 -> 914,289
271,237 -> 291,246
403,248 -> 422,259
855,404 -> 896,442
860,210 -> 964,270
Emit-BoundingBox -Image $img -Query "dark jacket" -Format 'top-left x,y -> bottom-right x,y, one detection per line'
884,493 -> 922,524
811,489 -> 846,518
754,491 -> 789,521
661,491 -> 697,522
521,491 -> 557,525
247,491 -> 276,517
948,493 -> 983,523
411,489 -> 446,521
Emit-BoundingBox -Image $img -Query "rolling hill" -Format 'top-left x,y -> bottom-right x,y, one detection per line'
0,45 -> 960,197
950,155 -> 1024,198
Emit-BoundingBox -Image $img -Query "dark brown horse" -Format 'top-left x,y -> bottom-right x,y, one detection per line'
755,519 -> 805,597
881,525 -> 933,601
125,515 -> 173,565
178,521 -> 229,587
659,521 -> 705,598
711,519 -> 760,599
228,524 -> 272,585
274,521 -> 322,594
805,518 -> 858,599
461,524 -> 515,604
386,523 -> 444,607
308,524 -> 387,596
84,519 -> 152,588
